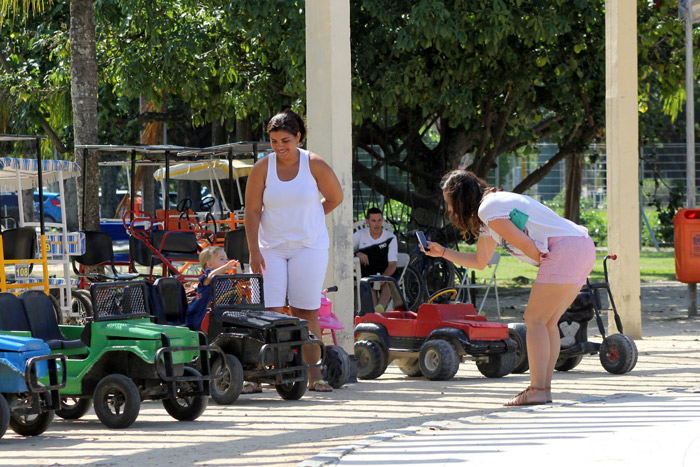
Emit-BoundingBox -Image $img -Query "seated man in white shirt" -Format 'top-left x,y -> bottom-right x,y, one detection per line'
353,207 -> 398,311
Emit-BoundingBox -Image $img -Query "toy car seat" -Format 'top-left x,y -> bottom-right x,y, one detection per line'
150,230 -> 200,262
0,292 -> 31,332
73,231 -> 139,281
1,227 -> 36,279
151,277 -> 188,326
20,291 -> 84,350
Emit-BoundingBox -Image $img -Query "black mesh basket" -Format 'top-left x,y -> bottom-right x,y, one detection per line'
90,281 -> 151,321
210,274 -> 265,316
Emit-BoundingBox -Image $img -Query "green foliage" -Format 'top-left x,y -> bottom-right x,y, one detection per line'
96,0 -> 306,130
0,0 -> 71,153
465,246 -> 676,287
578,205 -> 608,247
647,180 -> 684,245
382,198 -> 412,234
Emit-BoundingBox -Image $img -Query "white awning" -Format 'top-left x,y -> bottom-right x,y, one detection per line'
153,159 -> 254,182
0,158 -> 81,191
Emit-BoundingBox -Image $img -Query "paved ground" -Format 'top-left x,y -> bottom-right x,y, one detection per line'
1,281 -> 698,466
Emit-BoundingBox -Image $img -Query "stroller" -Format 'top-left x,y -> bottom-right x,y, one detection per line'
509,254 -> 638,374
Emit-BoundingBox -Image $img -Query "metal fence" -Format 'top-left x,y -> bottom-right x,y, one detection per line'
354,142 -> 700,218
497,143 -> 699,206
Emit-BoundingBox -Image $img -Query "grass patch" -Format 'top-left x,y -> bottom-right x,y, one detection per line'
458,247 -> 676,289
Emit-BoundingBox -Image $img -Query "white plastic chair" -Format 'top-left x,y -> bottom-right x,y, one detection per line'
455,251 -> 501,317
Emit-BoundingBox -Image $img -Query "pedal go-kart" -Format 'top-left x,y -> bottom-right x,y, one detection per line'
508,254 -> 638,375
203,274 -> 326,403
0,334 -> 65,438
0,283 -> 222,429
354,276 -> 517,380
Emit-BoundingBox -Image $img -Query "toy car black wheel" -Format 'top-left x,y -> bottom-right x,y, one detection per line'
422,257 -> 456,297
93,374 -> 141,429
418,339 -> 460,381
394,357 -> 422,377
323,345 -> 352,389
354,340 -> 388,380
70,290 -> 93,326
0,394 -> 9,439
476,350 -> 517,378
554,355 -> 584,372
162,367 -> 209,421
508,323 -> 529,374
275,370 -> 308,400
9,410 -> 54,436
600,333 -> 638,374
210,354 -> 244,405
56,397 -> 92,420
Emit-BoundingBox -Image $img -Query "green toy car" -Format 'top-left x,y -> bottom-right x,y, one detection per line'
1,282 -> 222,429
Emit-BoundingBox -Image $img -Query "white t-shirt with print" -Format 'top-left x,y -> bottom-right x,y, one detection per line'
353,228 -> 398,263
478,191 -> 588,266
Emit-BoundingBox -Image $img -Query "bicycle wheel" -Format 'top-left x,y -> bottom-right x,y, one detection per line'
422,257 -> 455,297
399,264 -> 424,311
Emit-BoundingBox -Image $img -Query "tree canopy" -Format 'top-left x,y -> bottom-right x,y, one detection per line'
0,0 -> 696,226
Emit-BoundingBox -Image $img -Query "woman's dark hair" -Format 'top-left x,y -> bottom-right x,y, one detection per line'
266,110 -> 307,141
440,170 -> 496,237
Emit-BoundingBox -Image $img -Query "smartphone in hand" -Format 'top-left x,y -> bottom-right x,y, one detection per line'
416,230 -> 429,252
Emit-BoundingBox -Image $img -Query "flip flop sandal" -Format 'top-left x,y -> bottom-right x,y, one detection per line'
309,380 -> 333,392
504,386 -> 548,406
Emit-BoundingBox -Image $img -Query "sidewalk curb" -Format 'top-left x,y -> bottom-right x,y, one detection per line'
298,387 -> 700,467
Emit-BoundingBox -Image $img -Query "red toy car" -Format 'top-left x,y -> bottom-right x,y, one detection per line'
354,276 -> 517,380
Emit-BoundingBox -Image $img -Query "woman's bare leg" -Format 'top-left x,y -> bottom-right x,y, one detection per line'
511,282 -> 581,405
542,287 -> 582,399
289,306 -> 326,389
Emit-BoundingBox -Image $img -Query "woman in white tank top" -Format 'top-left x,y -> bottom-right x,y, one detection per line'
245,110 -> 343,393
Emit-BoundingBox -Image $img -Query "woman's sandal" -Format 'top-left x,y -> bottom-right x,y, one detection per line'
504,386 -> 548,406
241,381 -> 263,394
309,379 -> 333,392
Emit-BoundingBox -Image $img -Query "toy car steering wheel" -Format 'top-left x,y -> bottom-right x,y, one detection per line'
122,210 -> 156,238
200,196 -> 216,212
177,198 -> 192,220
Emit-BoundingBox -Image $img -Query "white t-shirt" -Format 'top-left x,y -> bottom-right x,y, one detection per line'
478,191 -> 589,266
353,228 -> 398,263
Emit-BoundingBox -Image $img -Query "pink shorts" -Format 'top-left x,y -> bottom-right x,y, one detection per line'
535,236 -> 596,287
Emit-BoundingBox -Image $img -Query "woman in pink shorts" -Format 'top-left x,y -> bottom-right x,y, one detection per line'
422,170 -> 595,406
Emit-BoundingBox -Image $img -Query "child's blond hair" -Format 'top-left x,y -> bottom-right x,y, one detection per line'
199,246 -> 226,270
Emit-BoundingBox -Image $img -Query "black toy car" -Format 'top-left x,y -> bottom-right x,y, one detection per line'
205,274 -> 324,403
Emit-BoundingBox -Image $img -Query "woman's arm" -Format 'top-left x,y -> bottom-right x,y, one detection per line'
487,218 -> 541,263
309,154 -> 343,214
423,235 -> 496,270
244,159 -> 267,273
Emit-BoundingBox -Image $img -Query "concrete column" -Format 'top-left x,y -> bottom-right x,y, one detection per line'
306,0 -> 354,350
605,1 -> 642,338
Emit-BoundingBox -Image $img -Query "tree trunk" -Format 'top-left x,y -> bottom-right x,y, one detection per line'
564,153 -> 584,223
70,0 -> 99,231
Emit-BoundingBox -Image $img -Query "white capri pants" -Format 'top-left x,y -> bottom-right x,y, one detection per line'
260,246 -> 328,309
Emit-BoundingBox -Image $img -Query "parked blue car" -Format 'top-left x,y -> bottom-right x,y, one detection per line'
0,191 -> 62,225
